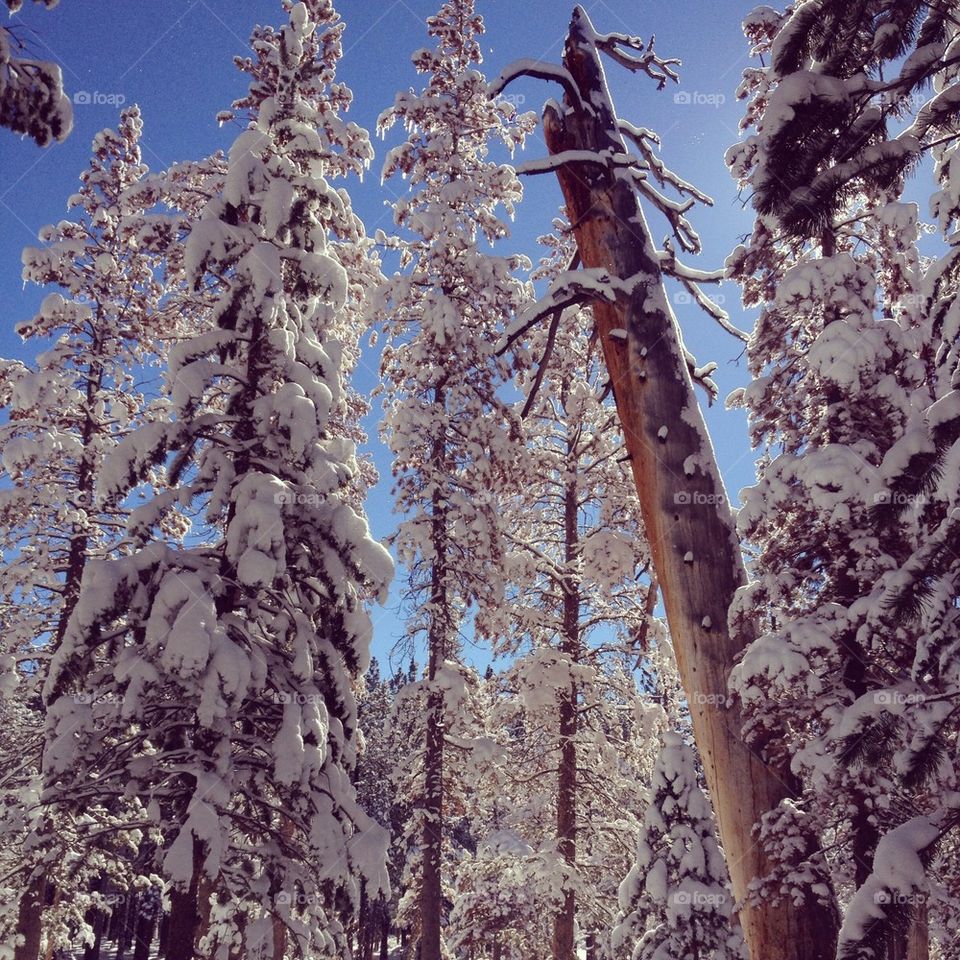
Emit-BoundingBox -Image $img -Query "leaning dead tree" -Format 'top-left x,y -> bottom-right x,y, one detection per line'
493,7 -> 839,960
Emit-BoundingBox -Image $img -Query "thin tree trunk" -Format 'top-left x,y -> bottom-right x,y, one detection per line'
157,912 -> 169,958
225,901 -> 247,960
166,837 -> 205,960
538,8 -> 840,958
272,908 -> 287,960
115,889 -> 136,960
83,911 -> 105,960
40,887 -> 61,960
132,907 -> 156,960
356,887 -> 368,960
81,875 -> 105,960
380,910 -> 390,960
420,681 -> 445,960
166,887 -> 199,960
44,350 -> 104,703
420,386 -> 450,960
107,889 -> 123,945
13,874 -> 44,960
585,931 -> 597,960
553,471 -> 580,960
907,902 -> 929,960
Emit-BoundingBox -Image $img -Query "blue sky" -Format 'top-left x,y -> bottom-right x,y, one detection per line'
1,0 -> 763,668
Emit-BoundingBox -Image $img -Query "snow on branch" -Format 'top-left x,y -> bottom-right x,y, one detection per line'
659,239 -> 749,342
497,264 -> 616,355
687,354 -> 719,404
618,119 -> 712,204
488,59 -> 590,115
907,82 -> 960,144
837,810 -> 960,960
588,29 -> 681,89
517,147 -> 636,177
630,172 -> 702,253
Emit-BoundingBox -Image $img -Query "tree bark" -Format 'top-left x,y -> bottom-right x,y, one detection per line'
272,908 -> 287,960
376,901 -> 388,960
538,7 -> 840,958
885,901 -> 930,960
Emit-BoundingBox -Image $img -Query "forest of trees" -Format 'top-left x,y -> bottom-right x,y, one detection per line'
2,0 -> 960,959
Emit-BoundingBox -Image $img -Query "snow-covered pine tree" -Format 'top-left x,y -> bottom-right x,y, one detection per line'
38,3 -> 393,959
447,826 -> 547,960
0,104 -> 174,695
0,0 -> 71,145
0,105 -> 184,960
829,17 -> 960,958
612,731 -> 744,960
726,3 -> 960,957
470,224 -> 670,960
730,0 -> 960,239
374,1 -> 533,956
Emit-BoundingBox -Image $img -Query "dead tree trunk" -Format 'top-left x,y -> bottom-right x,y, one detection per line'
536,7 -> 839,958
